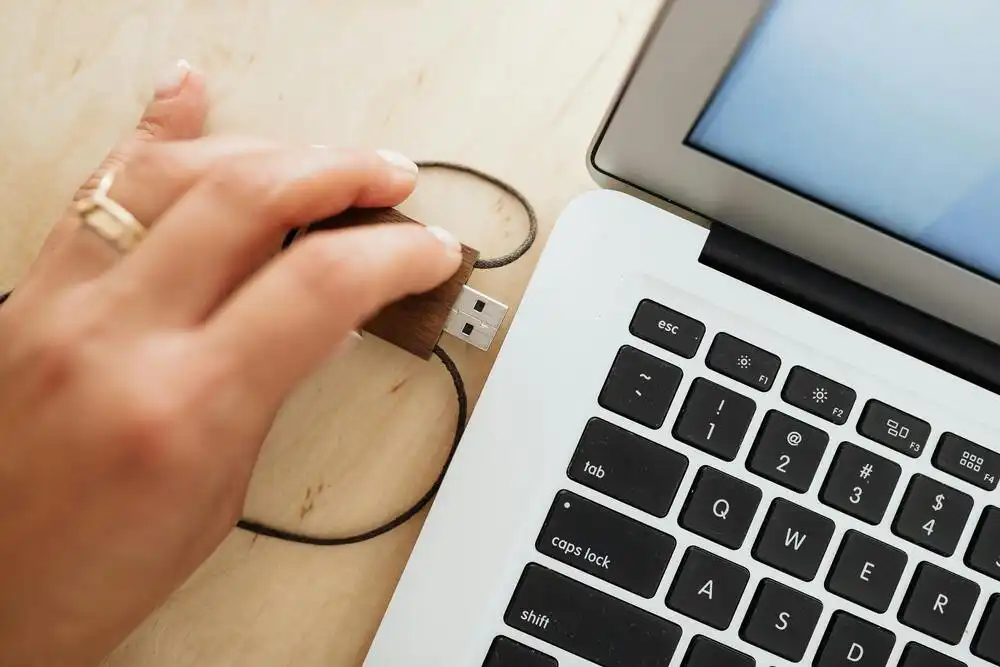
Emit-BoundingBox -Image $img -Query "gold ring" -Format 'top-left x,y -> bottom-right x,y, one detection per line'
75,171 -> 147,254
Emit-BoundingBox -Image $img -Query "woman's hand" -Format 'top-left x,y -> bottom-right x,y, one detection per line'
0,62 -> 462,667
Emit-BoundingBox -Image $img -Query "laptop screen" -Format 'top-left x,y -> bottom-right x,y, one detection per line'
687,0 -> 1000,282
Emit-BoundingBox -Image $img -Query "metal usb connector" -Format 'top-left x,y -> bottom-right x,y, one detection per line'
443,286 -> 508,351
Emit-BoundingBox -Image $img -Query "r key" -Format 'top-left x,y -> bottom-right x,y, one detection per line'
900,562 -> 980,645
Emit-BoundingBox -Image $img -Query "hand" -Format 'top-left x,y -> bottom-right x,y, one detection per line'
0,61 -> 462,667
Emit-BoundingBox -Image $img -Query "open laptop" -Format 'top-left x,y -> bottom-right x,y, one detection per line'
364,1 -> 1000,665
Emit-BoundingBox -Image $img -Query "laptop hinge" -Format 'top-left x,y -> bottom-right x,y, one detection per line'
699,223 -> 1000,396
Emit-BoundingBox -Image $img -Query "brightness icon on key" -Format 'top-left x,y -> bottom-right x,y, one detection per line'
812,387 -> 828,403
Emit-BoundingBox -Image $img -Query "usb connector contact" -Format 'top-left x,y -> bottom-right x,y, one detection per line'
443,286 -> 508,351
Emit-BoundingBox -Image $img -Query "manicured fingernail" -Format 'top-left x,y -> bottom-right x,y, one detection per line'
376,149 -> 419,176
154,59 -> 192,99
426,226 -> 462,259
329,330 -> 363,362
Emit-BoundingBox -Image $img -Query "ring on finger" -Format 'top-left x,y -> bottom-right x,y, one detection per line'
75,170 -> 148,254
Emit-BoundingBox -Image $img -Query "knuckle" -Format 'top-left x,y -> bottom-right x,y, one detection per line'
203,156 -> 282,214
113,389 -> 198,477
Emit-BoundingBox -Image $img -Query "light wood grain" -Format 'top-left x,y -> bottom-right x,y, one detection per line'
0,1 -> 660,665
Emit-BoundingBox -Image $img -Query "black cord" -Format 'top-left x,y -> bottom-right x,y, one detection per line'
235,345 -> 467,546
414,161 -> 538,269
1,162 -> 536,548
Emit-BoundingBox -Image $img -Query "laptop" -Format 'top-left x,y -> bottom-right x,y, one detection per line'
365,1 -> 1000,665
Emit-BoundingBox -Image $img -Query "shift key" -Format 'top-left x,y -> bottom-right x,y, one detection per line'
536,490 -> 675,598
505,563 -> 682,667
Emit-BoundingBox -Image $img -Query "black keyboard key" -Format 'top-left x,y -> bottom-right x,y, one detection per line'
782,365 -> 856,425
899,642 -> 967,667
679,467 -> 761,549
505,563 -> 682,667
598,345 -> 682,429
568,418 -> 688,517
705,332 -> 781,392
934,433 -> 1000,491
820,442 -> 901,524
967,506 -> 1000,581
825,530 -> 907,613
857,399 -> 931,457
899,562 -> 980,645
629,299 -> 705,359
536,491 -> 675,598
892,475 -> 973,556
752,498 -> 835,581
666,546 -> 750,630
681,635 -> 754,667
740,578 -> 823,661
815,611 -> 895,667
974,594 -> 1000,665
482,637 -> 557,667
746,410 -> 828,493
672,378 -> 756,461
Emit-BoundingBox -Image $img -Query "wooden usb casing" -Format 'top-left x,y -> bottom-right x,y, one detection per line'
301,208 -> 479,359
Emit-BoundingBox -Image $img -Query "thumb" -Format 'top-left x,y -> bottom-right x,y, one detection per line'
35,60 -> 209,260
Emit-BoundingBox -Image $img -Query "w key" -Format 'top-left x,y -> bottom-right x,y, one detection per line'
753,498 -> 835,581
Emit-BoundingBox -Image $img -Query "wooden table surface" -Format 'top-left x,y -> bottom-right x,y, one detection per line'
0,1 -> 659,664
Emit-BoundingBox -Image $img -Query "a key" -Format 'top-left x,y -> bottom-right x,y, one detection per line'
752,498 -> 835,581
705,332 -> 781,392
536,491 -> 675,598
681,635 -> 754,667
666,546 -> 750,630
672,378 -> 756,461
892,475 -> 973,556
857,399 -> 931,457
679,466 -> 762,550
567,418 -> 689,518
629,299 -> 706,359
820,442 -> 901,524
815,611 -> 895,667
825,530 -> 907,613
899,642 -> 968,667
899,562 -> 980,645
482,637 -> 557,667
782,365 -> 856,425
934,433 -> 1000,491
740,578 -> 823,661
504,563 -> 682,667
746,410 -> 828,493
598,345 -> 683,429
966,506 -> 1000,582
973,594 -> 1000,665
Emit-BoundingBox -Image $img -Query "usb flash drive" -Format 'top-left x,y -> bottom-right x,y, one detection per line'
294,207 -> 508,359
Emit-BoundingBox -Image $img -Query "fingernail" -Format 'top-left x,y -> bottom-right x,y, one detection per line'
376,149 -> 419,176
329,330 -> 363,362
154,59 -> 192,100
425,226 -> 462,259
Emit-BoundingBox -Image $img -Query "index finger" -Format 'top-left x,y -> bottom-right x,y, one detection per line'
198,221 -> 463,407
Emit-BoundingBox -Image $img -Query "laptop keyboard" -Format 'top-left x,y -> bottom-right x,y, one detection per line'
485,298 -> 1000,667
